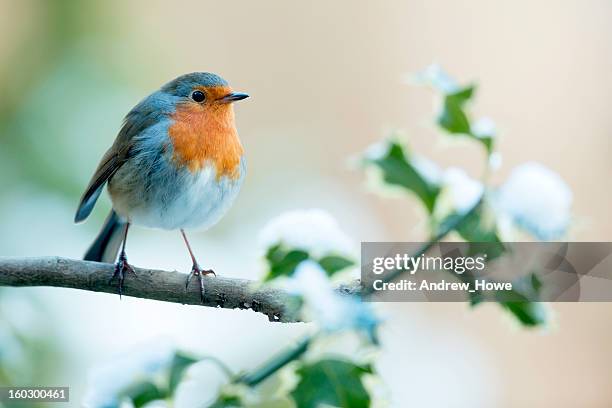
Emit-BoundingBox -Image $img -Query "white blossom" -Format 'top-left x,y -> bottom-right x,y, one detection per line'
363,140 -> 391,161
488,152 -> 503,171
417,64 -> 459,94
472,117 -> 496,139
258,209 -> 354,258
495,162 -> 572,240
439,168 -> 484,215
82,339 -> 175,408
286,261 -> 377,335
412,155 -> 443,185
173,360 -> 230,408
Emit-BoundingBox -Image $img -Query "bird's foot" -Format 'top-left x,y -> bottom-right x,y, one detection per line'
109,252 -> 135,298
185,263 -> 216,303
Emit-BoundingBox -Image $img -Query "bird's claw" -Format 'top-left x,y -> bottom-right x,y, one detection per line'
185,264 -> 215,303
109,253 -> 135,298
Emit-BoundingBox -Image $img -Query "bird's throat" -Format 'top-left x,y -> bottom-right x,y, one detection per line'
168,104 -> 243,180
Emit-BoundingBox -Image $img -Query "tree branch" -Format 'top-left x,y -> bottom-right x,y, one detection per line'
0,256 -> 351,323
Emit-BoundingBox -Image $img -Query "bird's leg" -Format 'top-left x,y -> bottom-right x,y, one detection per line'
109,222 -> 135,298
181,229 -> 215,302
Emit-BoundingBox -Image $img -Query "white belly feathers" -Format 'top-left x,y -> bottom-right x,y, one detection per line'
109,155 -> 245,231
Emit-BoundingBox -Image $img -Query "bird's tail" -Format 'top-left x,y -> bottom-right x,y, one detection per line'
84,210 -> 125,263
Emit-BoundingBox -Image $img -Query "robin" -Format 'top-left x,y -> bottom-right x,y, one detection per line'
74,72 -> 248,300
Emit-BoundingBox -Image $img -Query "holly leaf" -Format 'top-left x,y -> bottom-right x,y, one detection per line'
291,359 -> 372,408
440,203 -> 506,261
264,244 -> 309,281
496,272 -> 546,326
438,85 -> 495,154
476,133 -> 494,154
115,350 -> 199,407
437,206 -> 546,326
364,140 -> 440,213
466,274 -> 546,327
465,261 -> 546,326
208,394 -> 243,408
120,381 -> 166,408
318,255 -> 355,275
421,65 -> 495,154
466,275 -> 546,327
501,301 -> 546,327
263,244 -> 355,281
438,85 -> 474,135
168,352 -> 199,393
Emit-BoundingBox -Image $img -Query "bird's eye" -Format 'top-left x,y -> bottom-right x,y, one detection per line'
191,90 -> 206,102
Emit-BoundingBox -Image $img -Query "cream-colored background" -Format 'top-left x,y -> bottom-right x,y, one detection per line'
1,1 -> 611,406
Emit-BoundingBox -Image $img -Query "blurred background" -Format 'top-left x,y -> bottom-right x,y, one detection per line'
1,0 -> 611,406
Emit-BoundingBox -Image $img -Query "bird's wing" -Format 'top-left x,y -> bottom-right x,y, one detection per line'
74,104 -> 157,223
74,148 -> 124,223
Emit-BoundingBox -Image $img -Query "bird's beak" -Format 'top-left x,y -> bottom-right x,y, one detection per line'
218,92 -> 249,104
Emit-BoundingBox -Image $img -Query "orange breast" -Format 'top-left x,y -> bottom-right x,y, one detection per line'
168,100 -> 244,180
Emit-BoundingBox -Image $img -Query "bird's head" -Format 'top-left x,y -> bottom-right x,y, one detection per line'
161,72 -> 249,112
155,72 -> 248,177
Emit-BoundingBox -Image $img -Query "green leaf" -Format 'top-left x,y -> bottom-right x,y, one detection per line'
501,302 -> 546,327
462,266 -> 546,327
476,134 -> 494,154
497,272 -> 546,326
365,140 -> 440,213
318,255 -> 355,275
208,394 -> 243,408
121,381 -> 166,408
264,244 -> 309,281
264,244 -> 354,281
436,205 -> 546,327
436,205 -> 505,259
451,204 -> 505,260
117,351 -> 201,406
530,272 -> 543,293
438,85 -> 474,135
168,351 -> 199,394
291,359 -> 372,408
468,276 -> 546,327
425,70 -> 495,154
